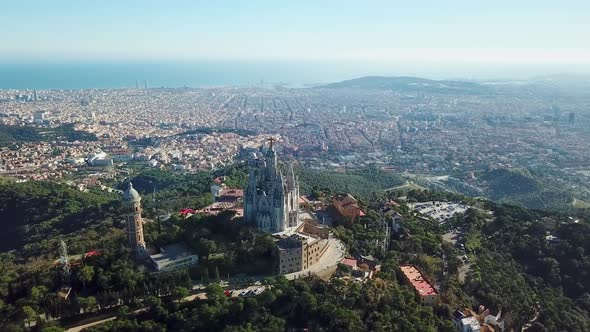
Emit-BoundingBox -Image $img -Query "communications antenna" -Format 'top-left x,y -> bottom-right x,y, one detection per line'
58,239 -> 71,286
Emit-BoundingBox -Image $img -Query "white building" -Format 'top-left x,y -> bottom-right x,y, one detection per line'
149,243 -> 198,272
33,110 -> 46,124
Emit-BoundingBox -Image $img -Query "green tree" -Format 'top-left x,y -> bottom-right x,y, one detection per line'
21,306 -> 36,327
202,266 -> 210,284
86,296 -> 97,313
173,286 -> 189,303
197,238 -> 216,262
77,297 -> 88,313
214,266 -> 221,282
29,286 -> 48,307
116,305 -> 129,319
145,295 -> 162,309
205,283 -> 225,303
80,265 -> 95,293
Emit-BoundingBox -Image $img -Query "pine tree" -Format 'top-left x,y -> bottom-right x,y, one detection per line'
202,267 -> 210,285
214,266 -> 220,282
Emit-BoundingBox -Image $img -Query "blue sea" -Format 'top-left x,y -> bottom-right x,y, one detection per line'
0,61 -> 588,90
0,61 -> 378,90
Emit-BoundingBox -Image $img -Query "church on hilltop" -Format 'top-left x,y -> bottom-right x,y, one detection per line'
244,140 -> 300,233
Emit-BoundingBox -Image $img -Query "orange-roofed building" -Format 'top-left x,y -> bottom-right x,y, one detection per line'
341,257 -> 358,270
333,193 -> 365,223
298,196 -> 310,209
399,264 -> 439,305
218,188 -> 243,203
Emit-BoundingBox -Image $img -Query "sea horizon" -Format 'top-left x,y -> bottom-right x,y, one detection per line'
0,60 -> 589,90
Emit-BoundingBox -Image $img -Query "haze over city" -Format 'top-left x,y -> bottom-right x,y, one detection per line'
1,0 -> 590,86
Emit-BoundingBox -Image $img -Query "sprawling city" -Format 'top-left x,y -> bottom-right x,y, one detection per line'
2,80 -> 589,209
1,1 -> 590,332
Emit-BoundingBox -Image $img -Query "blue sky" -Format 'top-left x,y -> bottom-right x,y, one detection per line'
1,0 -> 589,65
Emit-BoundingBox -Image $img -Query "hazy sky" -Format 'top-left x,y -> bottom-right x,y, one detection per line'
2,0 -> 589,65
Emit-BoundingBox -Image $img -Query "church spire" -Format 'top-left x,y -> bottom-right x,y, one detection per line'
265,137 -> 278,180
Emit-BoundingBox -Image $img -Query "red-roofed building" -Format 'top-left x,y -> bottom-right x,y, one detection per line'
218,188 -> 243,203
84,250 -> 102,259
399,264 -> 439,305
298,196 -> 310,209
341,257 -> 358,270
338,257 -> 380,280
179,208 -> 196,219
332,193 -> 365,223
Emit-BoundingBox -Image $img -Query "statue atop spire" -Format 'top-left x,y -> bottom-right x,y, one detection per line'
265,137 -> 278,181
267,137 -> 276,150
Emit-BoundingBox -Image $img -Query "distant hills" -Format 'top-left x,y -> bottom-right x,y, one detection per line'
410,168 -> 590,212
320,74 -> 590,97
479,168 -> 540,199
320,76 -> 489,94
478,168 -> 588,211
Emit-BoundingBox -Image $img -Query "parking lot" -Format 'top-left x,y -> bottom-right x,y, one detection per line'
185,285 -> 267,301
227,285 -> 267,298
410,201 -> 469,223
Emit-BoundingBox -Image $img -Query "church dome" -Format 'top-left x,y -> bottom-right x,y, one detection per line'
124,181 -> 141,202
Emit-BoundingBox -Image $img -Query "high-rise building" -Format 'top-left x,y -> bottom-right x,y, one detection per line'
124,181 -> 147,256
244,140 -> 300,233
33,110 -> 46,124
568,112 -> 575,124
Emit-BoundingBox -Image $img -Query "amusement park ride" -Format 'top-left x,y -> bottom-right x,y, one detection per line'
53,240 -> 102,300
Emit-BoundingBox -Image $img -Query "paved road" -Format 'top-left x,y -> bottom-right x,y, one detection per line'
67,317 -> 116,332
458,263 -> 471,282
442,231 -> 460,245
66,308 -> 147,332
65,284 -> 269,331
443,230 -> 471,282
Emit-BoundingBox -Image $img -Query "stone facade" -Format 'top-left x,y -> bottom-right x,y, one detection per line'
244,143 -> 300,233
124,181 -> 147,256
276,232 -> 329,275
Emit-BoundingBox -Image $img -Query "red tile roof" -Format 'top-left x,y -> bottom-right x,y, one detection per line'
400,264 -> 438,296
220,189 -> 243,197
341,257 -> 358,269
